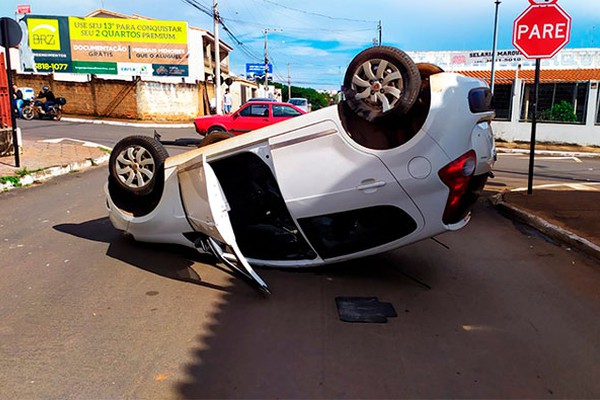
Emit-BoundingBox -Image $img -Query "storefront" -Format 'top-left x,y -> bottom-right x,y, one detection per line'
408,48 -> 600,146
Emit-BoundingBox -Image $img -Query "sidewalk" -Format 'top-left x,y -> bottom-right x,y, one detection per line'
0,138 -> 109,189
492,188 -> 600,261
1,134 -> 599,261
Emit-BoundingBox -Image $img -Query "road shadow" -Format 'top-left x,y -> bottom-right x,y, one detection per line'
53,217 -> 235,292
171,247 -> 445,399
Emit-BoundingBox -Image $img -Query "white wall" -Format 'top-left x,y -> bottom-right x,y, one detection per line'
136,81 -> 198,120
494,79 -> 600,147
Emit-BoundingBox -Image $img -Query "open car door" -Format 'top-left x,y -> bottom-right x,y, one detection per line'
177,154 -> 270,295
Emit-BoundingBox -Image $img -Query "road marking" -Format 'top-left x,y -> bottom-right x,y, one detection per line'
513,182 -> 600,192
41,137 -> 111,150
499,153 -> 582,162
534,156 -> 582,163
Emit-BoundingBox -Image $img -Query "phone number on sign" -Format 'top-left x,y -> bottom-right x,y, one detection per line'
35,63 -> 70,71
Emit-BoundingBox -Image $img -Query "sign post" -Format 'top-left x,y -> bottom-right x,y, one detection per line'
512,0 -> 571,195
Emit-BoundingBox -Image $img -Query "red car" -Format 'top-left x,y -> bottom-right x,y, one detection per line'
194,101 -> 306,136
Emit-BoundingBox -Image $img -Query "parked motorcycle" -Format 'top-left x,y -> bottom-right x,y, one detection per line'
21,97 -> 67,121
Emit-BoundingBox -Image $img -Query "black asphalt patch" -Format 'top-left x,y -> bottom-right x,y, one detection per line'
335,296 -> 397,323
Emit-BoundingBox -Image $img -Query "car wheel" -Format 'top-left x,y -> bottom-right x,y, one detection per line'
343,46 -> 421,121
22,106 -> 35,120
109,135 -> 169,196
207,126 -> 225,135
197,130 -> 234,147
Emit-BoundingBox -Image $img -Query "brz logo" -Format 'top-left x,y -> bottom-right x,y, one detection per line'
29,19 -> 61,51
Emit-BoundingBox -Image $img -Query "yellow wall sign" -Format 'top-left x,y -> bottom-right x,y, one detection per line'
68,17 -> 187,44
28,18 -> 61,51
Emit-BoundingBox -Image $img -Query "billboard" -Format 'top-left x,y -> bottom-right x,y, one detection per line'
18,15 -> 188,76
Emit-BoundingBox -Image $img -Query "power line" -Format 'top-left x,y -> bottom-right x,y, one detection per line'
179,0 -> 262,61
257,0 -> 377,23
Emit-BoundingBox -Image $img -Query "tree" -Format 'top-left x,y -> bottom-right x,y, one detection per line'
540,100 -> 577,123
272,83 -> 331,111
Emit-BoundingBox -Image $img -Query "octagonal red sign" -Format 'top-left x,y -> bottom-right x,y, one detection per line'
513,0 -> 572,59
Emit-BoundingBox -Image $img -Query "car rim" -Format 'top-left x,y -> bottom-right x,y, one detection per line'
115,146 -> 155,188
351,59 -> 404,112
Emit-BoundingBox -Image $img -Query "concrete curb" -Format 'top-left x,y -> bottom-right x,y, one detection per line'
0,153 -> 110,192
491,192 -> 600,262
61,117 -> 194,129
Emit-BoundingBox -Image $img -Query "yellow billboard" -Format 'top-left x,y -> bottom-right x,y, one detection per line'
68,17 -> 187,44
21,15 -> 189,76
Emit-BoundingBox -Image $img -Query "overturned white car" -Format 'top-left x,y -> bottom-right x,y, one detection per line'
105,46 -> 496,294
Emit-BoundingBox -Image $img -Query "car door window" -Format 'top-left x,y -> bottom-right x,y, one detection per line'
273,105 -> 303,117
239,104 -> 269,117
298,206 -> 417,259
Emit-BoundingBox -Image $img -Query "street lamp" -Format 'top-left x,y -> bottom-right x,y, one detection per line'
490,0 -> 501,94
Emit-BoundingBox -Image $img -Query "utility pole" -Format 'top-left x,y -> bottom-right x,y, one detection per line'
214,0 -> 222,114
490,0 -> 501,94
262,28 -> 282,96
378,20 -> 382,46
287,63 -> 291,100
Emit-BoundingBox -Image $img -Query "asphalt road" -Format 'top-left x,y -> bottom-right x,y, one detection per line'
16,119 -> 198,150
1,128 -> 600,398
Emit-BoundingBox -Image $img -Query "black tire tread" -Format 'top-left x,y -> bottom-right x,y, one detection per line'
109,135 -> 168,196
343,46 -> 421,121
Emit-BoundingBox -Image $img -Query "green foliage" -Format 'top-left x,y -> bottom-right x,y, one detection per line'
540,100 -> 578,123
0,176 -> 21,186
273,83 -> 332,110
15,167 -> 43,177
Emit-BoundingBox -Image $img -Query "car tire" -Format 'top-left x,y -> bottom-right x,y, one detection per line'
198,130 -> 234,147
207,126 -> 225,135
343,46 -> 421,121
109,135 -> 169,197
22,106 -> 35,120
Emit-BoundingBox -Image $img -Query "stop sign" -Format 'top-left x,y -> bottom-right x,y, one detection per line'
513,0 -> 572,59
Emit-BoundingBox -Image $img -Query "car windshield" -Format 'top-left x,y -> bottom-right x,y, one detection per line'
289,99 -> 307,106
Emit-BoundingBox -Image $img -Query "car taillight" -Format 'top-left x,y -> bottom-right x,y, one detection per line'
438,150 -> 476,224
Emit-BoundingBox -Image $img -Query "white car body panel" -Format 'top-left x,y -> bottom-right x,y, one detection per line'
105,167 -> 194,247
423,73 -> 496,174
178,154 -> 234,243
106,72 -> 496,273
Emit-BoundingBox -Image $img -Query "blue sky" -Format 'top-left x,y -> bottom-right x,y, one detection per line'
1,0 -> 597,89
